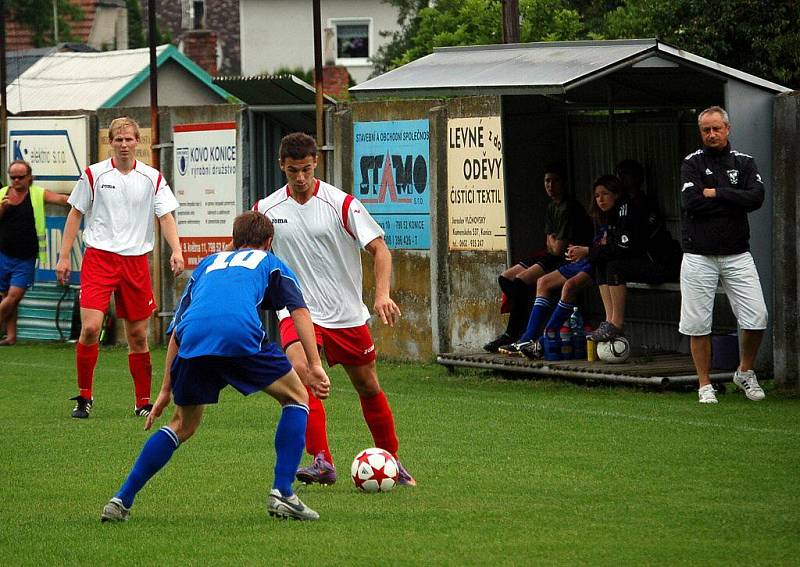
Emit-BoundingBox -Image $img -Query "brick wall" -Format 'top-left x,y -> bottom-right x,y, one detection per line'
141,0 -> 240,75
322,66 -> 350,99
181,29 -> 218,76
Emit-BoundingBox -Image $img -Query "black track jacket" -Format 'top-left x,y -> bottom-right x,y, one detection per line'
680,143 -> 764,255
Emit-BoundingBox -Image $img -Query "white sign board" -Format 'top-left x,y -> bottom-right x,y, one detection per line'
173,122 -> 239,269
6,115 -> 89,193
446,116 -> 506,251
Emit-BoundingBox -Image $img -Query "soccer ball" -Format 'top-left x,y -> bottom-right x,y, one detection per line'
351,448 -> 399,493
597,336 -> 631,363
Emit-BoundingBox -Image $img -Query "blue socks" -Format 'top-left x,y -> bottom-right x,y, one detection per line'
519,297 -> 554,342
543,300 -> 575,335
273,404 -> 309,497
116,426 -> 180,508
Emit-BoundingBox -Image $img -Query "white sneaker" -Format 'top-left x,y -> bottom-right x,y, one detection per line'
100,497 -> 130,522
733,369 -> 766,401
698,384 -> 718,404
267,489 -> 319,521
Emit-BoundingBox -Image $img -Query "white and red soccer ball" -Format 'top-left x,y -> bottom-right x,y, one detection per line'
351,448 -> 399,493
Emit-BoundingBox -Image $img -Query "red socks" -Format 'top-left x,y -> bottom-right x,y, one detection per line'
304,385 -> 333,463
76,341 -> 99,399
128,352 -> 152,408
360,390 -> 399,457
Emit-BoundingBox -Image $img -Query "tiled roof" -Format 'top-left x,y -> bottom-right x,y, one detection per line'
6,0 -> 98,51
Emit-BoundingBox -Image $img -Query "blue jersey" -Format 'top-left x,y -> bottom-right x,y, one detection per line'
167,249 -> 306,358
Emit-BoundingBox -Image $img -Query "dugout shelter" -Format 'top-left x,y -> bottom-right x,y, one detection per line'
340,39 -> 790,381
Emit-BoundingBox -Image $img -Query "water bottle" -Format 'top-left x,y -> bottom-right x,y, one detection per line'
569,307 -> 587,360
543,327 -> 562,361
560,326 -> 573,359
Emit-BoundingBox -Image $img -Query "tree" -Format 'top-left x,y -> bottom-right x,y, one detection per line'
601,0 -> 800,88
7,0 -> 83,47
372,0 -> 583,73
127,0 -> 146,49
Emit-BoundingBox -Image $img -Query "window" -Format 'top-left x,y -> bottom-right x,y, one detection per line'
330,19 -> 371,65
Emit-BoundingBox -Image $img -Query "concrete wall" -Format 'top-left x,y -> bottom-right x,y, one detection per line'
438,97 -> 507,353
240,0 -> 400,83
336,99 -> 442,361
725,81 -> 777,369
121,60 -> 228,107
772,91 -> 800,391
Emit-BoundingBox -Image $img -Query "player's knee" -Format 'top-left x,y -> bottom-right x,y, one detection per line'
80,322 -> 102,342
354,378 -> 381,398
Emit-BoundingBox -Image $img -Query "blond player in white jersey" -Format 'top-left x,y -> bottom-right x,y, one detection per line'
56,117 -> 184,420
252,132 -> 415,486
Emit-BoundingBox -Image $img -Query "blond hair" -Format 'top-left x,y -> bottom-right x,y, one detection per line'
108,117 -> 141,141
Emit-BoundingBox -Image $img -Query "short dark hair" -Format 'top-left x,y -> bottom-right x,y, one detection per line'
279,132 -> 317,160
543,162 -> 567,181
589,174 -> 625,224
233,211 -> 274,249
8,159 -> 32,176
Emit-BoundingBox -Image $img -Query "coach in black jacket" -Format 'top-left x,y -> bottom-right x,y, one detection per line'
679,106 -> 768,404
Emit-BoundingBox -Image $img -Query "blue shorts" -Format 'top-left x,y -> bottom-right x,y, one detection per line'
558,258 -> 594,280
170,342 -> 293,406
0,252 -> 36,293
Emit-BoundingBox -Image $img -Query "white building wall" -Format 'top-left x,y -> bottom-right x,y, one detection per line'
240,0 -> 400,83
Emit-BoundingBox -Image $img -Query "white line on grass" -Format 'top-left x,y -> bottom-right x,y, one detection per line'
395,390 -> 799,437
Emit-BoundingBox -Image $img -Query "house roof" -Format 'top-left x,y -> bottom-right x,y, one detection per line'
350,39 -> 790,101
4,44 -> 97,84
6,44 -> 236,113
213,74 -> 336,106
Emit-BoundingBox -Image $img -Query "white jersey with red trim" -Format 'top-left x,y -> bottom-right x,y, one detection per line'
68,158 -> 179,256
253,179 -> 384,328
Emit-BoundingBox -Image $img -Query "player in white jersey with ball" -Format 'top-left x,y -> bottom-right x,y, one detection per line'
56,117 -> 184,420
252,132 -> 415,486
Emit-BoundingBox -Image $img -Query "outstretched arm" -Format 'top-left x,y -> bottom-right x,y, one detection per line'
158,212 -> 185,276
44,190 -> 70,206
364,237 -> 401,327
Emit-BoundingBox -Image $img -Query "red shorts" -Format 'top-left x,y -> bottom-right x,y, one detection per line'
278,317 -> 377,367
80,248 -> 156,321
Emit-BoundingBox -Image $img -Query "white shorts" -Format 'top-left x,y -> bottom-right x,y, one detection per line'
679,252 -> 768,336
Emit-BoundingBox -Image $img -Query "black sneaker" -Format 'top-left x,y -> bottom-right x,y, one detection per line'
134,404 -> 154,417
520,340 -> 543,360
483,333 -> 513,353
498,340 -> 532,356
70,395 -> 93,419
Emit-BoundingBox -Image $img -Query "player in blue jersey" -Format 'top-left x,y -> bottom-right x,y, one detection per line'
100,211 -> 331,522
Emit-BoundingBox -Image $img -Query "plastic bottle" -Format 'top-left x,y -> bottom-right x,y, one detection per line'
569,307 -> 587,360
560,325 -> 573,359
543,328 -> 562,361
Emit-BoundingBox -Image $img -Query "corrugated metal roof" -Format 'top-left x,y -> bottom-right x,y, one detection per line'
351,39 -> 790,98
6,44 -> 235,113
213,74 -> 336,106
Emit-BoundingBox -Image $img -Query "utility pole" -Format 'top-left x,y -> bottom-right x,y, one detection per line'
501,0 -> 520,44
1,0 -> 7,178
53,0 -> 59,43
312,0 -> 326,180
148,0 -> 164,342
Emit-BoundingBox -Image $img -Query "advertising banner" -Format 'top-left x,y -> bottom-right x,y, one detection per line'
6,116 -> 89,193
446,116 -> 506,251
353,119 -> 430,250
172,122 -> 238,269
37,216 -> 84,284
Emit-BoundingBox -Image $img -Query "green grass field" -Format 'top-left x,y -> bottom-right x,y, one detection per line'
1,343 -> 799,565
